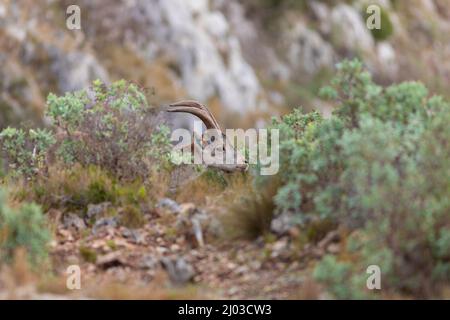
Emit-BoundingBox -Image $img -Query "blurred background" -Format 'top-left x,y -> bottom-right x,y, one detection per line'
0,0 -> 449,130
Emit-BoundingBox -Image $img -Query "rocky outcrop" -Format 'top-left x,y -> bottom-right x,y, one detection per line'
80,0 -> 264,113
0,0 -> 449,128
49,50 -> 109,93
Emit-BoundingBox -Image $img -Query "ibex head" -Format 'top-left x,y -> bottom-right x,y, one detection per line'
166,100 -> 248,173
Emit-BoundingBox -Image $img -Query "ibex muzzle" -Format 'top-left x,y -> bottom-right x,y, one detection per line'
166,100 -> 249,173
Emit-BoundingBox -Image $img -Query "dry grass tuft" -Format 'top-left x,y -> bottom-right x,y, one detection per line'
83,271 -> 207,300
220,180 -> 278,240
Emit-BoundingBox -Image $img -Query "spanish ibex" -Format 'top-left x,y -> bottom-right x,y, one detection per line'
166,101 -> 248,173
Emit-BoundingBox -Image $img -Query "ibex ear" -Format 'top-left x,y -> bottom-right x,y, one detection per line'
166,101 -> 222,131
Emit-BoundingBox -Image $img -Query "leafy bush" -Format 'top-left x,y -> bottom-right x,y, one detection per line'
15,165 -> 152,223
0,127 -> 55,177
1,80 -> 172,180
264,59 -> 450,297
313,255 -> 366,299
0,188 -> 50,266
47,79 -> 172,180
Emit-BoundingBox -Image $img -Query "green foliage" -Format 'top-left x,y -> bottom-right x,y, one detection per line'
266,59 -> 450,297
1,80 -> 172,180
0,188 -> 50,266
0,127 -> 55,177
314,253 -> 373,299
19,165 -> 154,222
79,246 -> 97,263
46,79 -> 171,180
119,205 -> 145,229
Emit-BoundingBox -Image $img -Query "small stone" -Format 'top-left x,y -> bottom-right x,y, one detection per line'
156,246 -> 168,254
318,230 -> 340,249
57,228 -> 74,242
86,202 -> 111,220
96,251 -> 126,269
327,243 -> 341,254
226,262 -> 237,270
62,213 -> 86,231
234,265 -> 249,275
92,217 -> 118,235
161,257 -> 195,284
140,254 -> 158,270
272,239 -> 288,252
270,213 -> 294,235
191,217 -> 204,247
122,228 -> 145,244
157,198 -> 181,214
227,287 -> 239,296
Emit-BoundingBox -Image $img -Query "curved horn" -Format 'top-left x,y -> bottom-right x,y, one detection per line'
167,100 -> 222,131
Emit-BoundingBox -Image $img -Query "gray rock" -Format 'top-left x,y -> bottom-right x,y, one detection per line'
376,42 -> 398,77
86,202 -> 111,220
330,4 -> 374,53
191,217 -> 204,248
157,198 -> 181,214
175,207 -> 210,247
83,0 -> 265,113
121,228 -> 145,244
96,251 -> 126,269
161,256 -> 195,285
285,22 -> 335,75
92,217 -> 119,235
50,50 -> 109,92
62,213 -> 86,231
140,254 -> 158,270
270,213 -> 295,236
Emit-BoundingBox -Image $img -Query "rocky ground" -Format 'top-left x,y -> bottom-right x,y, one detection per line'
2,0 -> 450,129
0,194 -> 343,299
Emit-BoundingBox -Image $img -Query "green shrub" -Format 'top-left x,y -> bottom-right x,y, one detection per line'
263,59 -> 450,297
17,165 -> 154,223
46,79 -> 172,180
313,255 -> 363,299
0,188 -> 50,266
1,80 -> 172,180
119,205 -> 146,229
0,127 -> 55,177
79,246 -> 97,263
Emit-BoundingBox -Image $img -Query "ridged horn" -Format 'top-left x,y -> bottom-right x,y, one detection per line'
166,100 -> 222,131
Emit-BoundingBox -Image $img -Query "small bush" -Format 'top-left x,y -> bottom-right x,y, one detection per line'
313,254 -> 370,299
119,205 -> 145,229
1,80 -> 172,180
19,165 -> 117,213
222,183 -> 277,240
79,246 -> 97,263
14,165 -> 154,227
262,59 -> 450,297
47,79 -> 172,180
0,188 -> 50,266
0,127 -> 55,177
